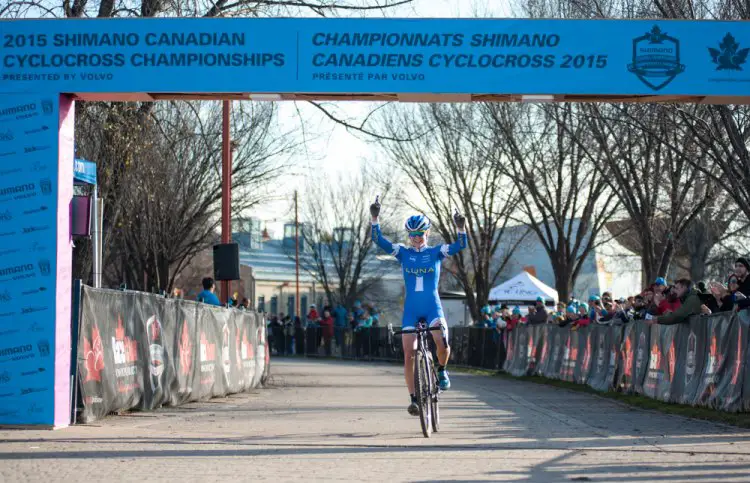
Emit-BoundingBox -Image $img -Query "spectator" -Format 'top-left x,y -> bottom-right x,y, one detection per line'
476,312 -> 493,328
527,296 -> 548,325
196,277 -> 221,306
307,304 -> 319,325
507,307 -> 524,331
654,277 -> 668,296
551,302 -> 566,325
658,286 -> 682,315
369,304 -> 380,327
319,309 -> 334,356
559,305 -> 578,327
734,258 -> 750,296
632,295 -> 647,319
333,303 -> 348,348
648,279 -> 705,325
240,298 -> 250,310
572,304 -> 590,329
709,275 -> 740,312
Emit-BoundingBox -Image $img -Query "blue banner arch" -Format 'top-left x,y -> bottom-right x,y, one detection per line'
1,18 -> 749,102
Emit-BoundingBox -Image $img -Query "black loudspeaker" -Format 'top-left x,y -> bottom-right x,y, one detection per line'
213,243 -> 240,281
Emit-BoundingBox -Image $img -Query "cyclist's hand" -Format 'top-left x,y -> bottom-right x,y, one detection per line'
370,195 -> 381,219
453,209 -> 466,230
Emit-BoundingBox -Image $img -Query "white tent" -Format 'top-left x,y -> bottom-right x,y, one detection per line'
488,271 -> 558,306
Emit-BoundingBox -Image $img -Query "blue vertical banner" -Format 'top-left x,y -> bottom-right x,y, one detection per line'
0,94 -> 69,427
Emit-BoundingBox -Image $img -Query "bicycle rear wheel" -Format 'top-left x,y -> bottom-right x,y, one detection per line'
414,350 -> 432,438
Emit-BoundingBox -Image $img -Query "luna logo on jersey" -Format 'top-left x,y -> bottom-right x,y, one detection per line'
404,267 -> 435,275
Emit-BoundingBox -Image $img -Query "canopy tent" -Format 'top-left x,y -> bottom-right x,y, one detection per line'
489,272 -> 558,306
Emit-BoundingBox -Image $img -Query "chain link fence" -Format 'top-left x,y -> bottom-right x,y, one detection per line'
268,325 -> 507,370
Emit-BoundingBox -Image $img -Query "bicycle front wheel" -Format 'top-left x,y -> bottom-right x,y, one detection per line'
414,350 -> 432,438
428,356 -> 439,433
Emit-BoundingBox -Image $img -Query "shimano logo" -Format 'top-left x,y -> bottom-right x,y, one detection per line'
24,125 -> 49,135
23,206 -> 48,215
0,210 -> 11,222
0,183 -> 34,197
0,103 -> 35,117
20,387 -> 46,396
0,264 -> 33,277
0,371 -> 10,384
23,225 -> 49,234
0,290 -> 11,303
22,306 -> 47,315
0,130 -> 13,142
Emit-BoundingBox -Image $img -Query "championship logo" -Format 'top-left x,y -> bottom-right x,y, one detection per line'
685,331 -> 697,385
635,331 -> 647,377
222,323 -> 231,377
596,333 -> 606,374
627,25 -> 685,90
581,333 -> 592,377
551,333 -> 562,366
527,334 -> 536,371
146,315 -> 165,390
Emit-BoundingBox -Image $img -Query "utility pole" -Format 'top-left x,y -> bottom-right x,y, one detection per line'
295,190 -> 300,319
220,100 -> 231,305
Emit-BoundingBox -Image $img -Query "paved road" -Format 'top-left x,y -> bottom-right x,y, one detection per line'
2,359 -> 750,482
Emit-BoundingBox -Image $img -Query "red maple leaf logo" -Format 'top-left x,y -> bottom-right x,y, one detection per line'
83,322 -> 104,382
115,315 -> 125,341
179,321 -> 192,376
149,317 -> 161,341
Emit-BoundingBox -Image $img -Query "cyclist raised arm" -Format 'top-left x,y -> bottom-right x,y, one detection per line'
370,196 -> 467,416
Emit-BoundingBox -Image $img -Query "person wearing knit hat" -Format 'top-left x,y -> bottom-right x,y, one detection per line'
735,258 -> 750,297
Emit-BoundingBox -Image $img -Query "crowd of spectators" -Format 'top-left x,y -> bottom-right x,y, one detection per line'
474,257 -> 750,333
266,300 -> 381,357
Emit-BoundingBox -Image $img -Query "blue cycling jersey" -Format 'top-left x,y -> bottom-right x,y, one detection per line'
371,223 -> 467,327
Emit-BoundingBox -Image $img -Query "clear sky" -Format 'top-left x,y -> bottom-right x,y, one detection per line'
248,0 -> 512,237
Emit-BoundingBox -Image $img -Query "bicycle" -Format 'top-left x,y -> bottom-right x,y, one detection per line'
389,318 -> 441,438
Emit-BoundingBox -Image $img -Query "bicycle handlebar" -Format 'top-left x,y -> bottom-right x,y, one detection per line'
392,326 -> 442,336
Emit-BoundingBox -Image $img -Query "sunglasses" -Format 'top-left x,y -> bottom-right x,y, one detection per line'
408,231 -> 425,238
730,280 -> 739,284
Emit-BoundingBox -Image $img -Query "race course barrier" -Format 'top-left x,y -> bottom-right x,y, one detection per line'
76,285 -> 269,423
503,312 -> 750,412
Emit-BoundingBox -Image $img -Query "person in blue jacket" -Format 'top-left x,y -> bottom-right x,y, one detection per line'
370,196 -> 467,416
196,277 -> 221,306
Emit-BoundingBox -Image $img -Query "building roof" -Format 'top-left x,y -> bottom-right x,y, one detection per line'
238,236 -> 402,284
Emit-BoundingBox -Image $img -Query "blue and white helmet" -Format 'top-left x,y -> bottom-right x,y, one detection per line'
404,214 -> 431,232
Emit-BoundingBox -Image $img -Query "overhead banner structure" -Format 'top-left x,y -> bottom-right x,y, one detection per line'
504,312 -> 750,412
1,18 -> 750,100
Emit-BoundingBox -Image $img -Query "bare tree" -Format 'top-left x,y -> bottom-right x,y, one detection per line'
376,103 -> 528,321
483,103 -> 621,301
2,0 -> 414,18
294,165 -> 397,310
581,104 -> 715,282
75,100 -> 294,291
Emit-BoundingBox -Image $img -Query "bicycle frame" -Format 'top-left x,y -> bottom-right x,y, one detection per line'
389,318 -> 441,437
